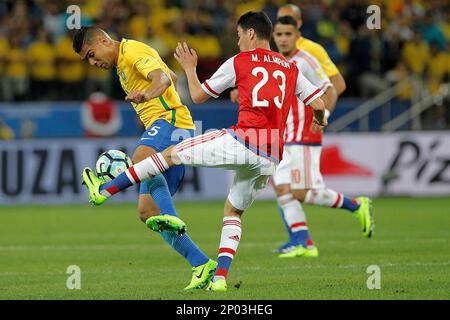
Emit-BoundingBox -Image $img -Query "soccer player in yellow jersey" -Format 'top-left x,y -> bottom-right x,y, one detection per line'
72,27 -> 216,290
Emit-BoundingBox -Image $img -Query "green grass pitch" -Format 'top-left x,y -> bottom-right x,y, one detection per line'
0,197 -> 449,299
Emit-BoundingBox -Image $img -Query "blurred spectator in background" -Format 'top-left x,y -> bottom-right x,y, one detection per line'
0,0 -> 446,114
426,41 -> 450,95
56,30 -> 86,100
27,28 -> 57,100
0,115 -> 15,140
81,90 -> 122,138
2,34 -> 28,101
402,30 -> 429,77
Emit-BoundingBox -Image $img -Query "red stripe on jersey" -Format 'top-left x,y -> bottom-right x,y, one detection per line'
333,193 -> 342,208
218,247 -> 236,255
303,88 -> 322,105
128,167 -> 140,183
291,96 -> 300,142
307,239 -> 314,246
203,81 -> 220,97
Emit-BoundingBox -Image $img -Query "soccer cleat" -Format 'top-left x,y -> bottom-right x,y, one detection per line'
206,278 -> 227,292
304,246 -> 319,258
273,241 -> 297,254
278,245 -> 319,258
184,259 -> 218,290
145,215 -> 187,235
81,167 -> 107,206
354,197 -> 374,238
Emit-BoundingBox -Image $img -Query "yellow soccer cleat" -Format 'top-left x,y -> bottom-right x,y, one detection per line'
184,259 -> 218,290
278,245 -> 319,258
354,197 -> 375,238
206,278 -> 227,292
81,167 -> 107,206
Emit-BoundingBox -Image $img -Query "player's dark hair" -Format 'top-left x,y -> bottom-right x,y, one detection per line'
237,11 -> 273,41
72,26 -> 101,53
276,16 -> 298,29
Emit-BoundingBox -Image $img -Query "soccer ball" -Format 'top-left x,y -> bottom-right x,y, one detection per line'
95,149 -> 133,182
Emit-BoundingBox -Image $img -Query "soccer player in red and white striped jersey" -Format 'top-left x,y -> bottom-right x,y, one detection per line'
271,16 -> 374,258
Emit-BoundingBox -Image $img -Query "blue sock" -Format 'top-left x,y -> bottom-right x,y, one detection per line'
292,229 -> 311,248
145,174 -> 209,267
278,205 -> 295,243
144,174 -> 177,215
160,231 -> 209,267
100,171 -> 133,195
341,196 -> 361,212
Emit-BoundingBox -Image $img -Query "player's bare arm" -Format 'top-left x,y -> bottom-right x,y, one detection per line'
174,41 -> 210,104
330,73 -> 346,96
125,68 -> 171,104
322,85 -> 338,113
169,68 -> 178,87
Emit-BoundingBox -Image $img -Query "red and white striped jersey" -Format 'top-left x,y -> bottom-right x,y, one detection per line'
201,47 -> 323,161
284,49 -> 332,145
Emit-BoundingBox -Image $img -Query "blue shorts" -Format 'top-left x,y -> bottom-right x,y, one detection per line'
137,119 -> 194,196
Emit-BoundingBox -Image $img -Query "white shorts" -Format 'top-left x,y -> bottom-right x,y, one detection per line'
273,144 -> 324,189
175,129 -> 276,210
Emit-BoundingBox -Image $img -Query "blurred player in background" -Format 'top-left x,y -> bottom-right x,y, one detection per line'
271,16 -> 374,259
271,3 -> 375,253
80,11 -> 327,291
72,27 -> 216,290
278,3 -> 347,95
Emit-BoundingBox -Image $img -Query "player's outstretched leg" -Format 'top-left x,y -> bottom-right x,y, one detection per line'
81,153 -> 171,205
303,188 -> 375,238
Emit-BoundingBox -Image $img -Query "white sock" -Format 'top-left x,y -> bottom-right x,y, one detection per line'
131,153 -> 169,182
213,216 -> 242,282
305,188 -> 343,208
278,194 -> 308,232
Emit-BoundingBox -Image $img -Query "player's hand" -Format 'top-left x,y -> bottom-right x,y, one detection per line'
311,117 -> 327,133
174,42 -> 198,70
230,89 -> 239,103
125,91 -> 149,104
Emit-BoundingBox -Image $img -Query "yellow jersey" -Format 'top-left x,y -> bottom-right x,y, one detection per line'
296,37 -> 340,77
116,39 -> 194,130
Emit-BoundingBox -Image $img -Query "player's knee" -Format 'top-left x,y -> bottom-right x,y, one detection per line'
292,189 -> 308,202
224,199 -> 244,218
275,184 -> 291,197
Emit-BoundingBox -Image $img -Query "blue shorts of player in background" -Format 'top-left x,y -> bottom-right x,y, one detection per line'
137,119 -> 194,196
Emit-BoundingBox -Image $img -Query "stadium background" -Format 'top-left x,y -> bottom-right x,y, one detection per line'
0,0 -> 449,300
